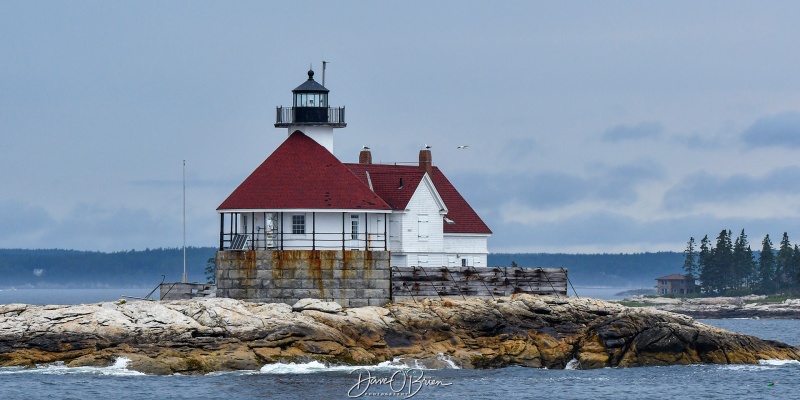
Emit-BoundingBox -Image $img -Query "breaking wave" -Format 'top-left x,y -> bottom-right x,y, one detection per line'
256,353 -> 461,375
758,359 -> 800,366
564,358 -> 580,370
0,357 -> 144,376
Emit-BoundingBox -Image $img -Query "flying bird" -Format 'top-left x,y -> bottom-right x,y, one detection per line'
457,145 -> 469,149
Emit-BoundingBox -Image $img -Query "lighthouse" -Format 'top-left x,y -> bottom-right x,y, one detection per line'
214,68 -> 496,307
274,69 -> 346,153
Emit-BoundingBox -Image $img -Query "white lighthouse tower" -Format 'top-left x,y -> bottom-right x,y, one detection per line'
274,69 -> 346,153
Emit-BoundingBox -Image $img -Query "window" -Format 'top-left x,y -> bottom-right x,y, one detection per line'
351,215 -> 359,240
461,258 -> 467,267
292,214 -> 305,234
294,93 -> 324,107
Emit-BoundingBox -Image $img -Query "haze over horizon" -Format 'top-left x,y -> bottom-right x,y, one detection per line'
3,1 -> 800,254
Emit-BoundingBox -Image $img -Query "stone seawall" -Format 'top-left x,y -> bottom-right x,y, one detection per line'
216,250 -> 390,307
392,266 -> 567,301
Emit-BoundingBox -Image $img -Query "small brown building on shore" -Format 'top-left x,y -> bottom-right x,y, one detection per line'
655,274 -> 697,295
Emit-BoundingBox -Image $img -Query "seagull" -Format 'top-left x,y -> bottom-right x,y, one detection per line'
457,145 -> 469,149
362,145 -> 370,150
424,144 -> 431,149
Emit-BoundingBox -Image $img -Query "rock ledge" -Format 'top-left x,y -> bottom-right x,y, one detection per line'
1,295 -> 797,374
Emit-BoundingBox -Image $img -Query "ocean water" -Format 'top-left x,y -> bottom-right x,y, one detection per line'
1,356 -> 797,399
0,286 -> 627,306
1,290 -> 798,399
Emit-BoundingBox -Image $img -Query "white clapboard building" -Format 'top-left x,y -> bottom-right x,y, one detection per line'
217,70 -> 491,268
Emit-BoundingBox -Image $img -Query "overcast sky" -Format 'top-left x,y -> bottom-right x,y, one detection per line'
3,1 -> 800,253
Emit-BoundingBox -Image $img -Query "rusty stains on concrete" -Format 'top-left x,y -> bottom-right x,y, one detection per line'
309,251 -> 324,299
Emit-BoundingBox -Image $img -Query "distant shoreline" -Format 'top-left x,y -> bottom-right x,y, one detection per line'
613,296 -> 800,319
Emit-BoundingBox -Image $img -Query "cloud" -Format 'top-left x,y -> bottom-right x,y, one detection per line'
0,201 -> 183,251
601,122 -> 663,142
456,160 -> 664,212
0,200 -> 55,245
662,166 -> 800,210
671,132 -> 726,149
487,210 -> 800,253
742,111 -> 800,148
38,204 -> 181,251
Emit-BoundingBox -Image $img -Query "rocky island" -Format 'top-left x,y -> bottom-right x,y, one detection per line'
623,296 -> 800,319
1,295 -> 798,375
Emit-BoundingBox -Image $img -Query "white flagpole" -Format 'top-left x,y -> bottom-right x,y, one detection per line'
182,160 -> 187,283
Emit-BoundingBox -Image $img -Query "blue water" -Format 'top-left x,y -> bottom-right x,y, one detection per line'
0,286 -> 625,306
1,290 -> 798,399
0,288 -> 153,305
0,358 -> 797,400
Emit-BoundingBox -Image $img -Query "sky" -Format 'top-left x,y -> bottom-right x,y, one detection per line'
2,1 -> 800,254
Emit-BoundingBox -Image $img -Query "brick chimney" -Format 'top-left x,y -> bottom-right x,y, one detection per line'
359,147 -> 372,164
419,147 -> 432,174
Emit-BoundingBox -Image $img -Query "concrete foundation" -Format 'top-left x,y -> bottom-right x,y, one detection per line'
159,282 -> 216,301
216,249 -> 391,307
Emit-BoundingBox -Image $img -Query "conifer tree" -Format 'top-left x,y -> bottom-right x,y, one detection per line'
794,245 -> 800,289
682,237 -> 697,279
776,232 -> 793,288
732,229 -> 752,291
204,257 -> 216,284
745,245 -> 756,289
698,235 -> 714,294
712,230 -> 733,293
758,234 -> 775,293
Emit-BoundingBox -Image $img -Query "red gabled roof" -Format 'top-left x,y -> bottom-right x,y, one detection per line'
429,166 -> 492,235
217,132 -> 391,211
344,163 -> 492,235
656,274 -> 688,280
345,164 -> 425,210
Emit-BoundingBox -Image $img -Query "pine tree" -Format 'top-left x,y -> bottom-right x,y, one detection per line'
776,232 -> 793,289
204,257 -> 216,284
682,237 -> 697,279
732,229 -> 752,291
794,245 -> 800,289
758,234 -> 775,293
745,245 -> 757,290
698,235 -> 714,294
712,230 -> 734,293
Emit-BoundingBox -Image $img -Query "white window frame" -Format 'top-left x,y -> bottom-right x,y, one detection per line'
351,214 -> 359,240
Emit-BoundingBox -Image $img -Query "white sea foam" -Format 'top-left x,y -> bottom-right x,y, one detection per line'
0,357 -> 144,376
256,353 -> 461,375
758,359 -> 800,366
564,358 -> 580,370
258,360 -> 364,374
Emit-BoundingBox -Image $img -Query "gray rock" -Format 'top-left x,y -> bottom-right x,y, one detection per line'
1,295 -> 797,374
292,298 -> 343,313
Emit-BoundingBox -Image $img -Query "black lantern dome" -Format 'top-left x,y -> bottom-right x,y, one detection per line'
275,70 -> 345,128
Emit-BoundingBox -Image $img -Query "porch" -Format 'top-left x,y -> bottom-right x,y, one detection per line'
218,211 -> 389,251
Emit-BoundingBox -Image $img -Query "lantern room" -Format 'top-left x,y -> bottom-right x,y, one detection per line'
275,69 -> 346,152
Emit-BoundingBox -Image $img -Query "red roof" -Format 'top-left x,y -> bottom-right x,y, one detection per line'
345,163 -> 492,235
217,132 -> 391,211
345,164 -> 425,210
656,274 -> 688,280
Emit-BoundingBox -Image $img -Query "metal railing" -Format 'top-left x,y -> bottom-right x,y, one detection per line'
220,231 -> 385,251
275,106 -> 346,126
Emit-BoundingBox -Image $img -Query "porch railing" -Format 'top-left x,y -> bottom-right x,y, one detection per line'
220,231 -> 386,251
